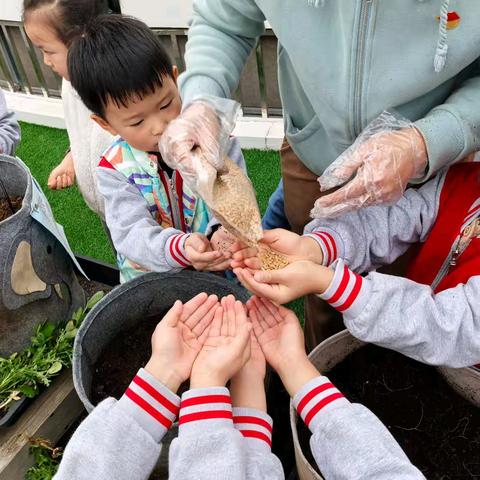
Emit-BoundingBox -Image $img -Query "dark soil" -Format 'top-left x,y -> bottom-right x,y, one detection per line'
0,196 -> 23,222
91,313 -> 189,405
298,344 -> 480,479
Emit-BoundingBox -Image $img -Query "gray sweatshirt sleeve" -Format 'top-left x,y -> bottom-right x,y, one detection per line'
232,407 -> 285,479
293,376 -> 424,480
169,387 -> 249,480
0,90 -> 20,155
318,259 -> 480,367
54,369 -> 180,480
304,172 -> 446,272
97,166 -> 192,272
179,0 -> 265,106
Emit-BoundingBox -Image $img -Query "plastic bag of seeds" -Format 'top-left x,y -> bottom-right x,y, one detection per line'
195,155 -> 289,271
159,95 -> 240,189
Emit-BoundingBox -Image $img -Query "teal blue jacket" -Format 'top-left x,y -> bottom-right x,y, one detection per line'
179,0 -> 480,180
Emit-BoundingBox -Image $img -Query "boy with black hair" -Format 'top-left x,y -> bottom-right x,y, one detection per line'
68,14 -> 242,282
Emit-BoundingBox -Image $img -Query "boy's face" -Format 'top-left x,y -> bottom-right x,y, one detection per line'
93,68 -> 182,153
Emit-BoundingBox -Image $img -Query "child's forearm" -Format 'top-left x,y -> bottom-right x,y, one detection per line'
230,372 -> 266,412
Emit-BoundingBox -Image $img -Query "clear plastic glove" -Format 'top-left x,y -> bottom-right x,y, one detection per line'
158,95 -> 240,192
312,111 -> 428,219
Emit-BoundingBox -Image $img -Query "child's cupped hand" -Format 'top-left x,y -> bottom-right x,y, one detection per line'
234,260 -> 334,304
190,295 -> 252,388
184,233 -> 231,271
230,228 -> 324,270
144,292 -> 219,392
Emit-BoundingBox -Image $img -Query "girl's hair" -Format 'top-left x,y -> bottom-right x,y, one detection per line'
23,0 -> 122,46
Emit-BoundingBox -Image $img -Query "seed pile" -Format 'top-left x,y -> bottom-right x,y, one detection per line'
259,246 -> 289,271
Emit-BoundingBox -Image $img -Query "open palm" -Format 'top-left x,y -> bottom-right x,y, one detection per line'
247,296 -> 305,372
191,295 -> 252,387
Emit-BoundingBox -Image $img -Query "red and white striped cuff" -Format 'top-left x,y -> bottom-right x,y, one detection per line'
318,259 -> 370,317
179,387 -> 233,432
165,232 -> 192,269
304,229 -> 340,266
293,376 -> 349,431
233,407 -> 273,451
118,368 -> 180,442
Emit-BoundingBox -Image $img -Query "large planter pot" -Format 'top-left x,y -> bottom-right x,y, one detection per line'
0,155 -> 84,356
438,366 -> 480,407
290,330 -> 480,480
73,270 -> 250,412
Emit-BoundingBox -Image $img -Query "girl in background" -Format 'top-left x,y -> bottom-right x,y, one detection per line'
23,0 -> 121,218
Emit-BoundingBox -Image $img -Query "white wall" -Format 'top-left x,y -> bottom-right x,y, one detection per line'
0,0 -> 193,27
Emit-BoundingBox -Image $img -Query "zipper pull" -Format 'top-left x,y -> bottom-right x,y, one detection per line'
450,248 -> 460,267
169,178 -> 178,200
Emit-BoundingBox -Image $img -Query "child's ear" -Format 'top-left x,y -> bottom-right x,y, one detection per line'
172,65 -> 179,85
90,114 -> 117,136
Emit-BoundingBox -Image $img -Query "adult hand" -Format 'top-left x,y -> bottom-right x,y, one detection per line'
145,292 -> 219,392
230,229 -> 323,269
48,150 -> 75,190
234,260 -> 334,304
248,297 -> 319,396
191,295 -> 252,388
185,233 -> 231,271
313,126 -> 427,218
158,97 -> 240,186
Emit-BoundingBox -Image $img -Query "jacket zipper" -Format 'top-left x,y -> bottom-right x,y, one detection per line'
160,170 -> 182,230
430,216 -> 479,291
352,0 -> 373,138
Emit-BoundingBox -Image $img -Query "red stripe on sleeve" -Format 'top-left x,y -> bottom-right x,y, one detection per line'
336,273 -> 362,312
313,232 -> 332,264
173,234 -> 190,265
324,265 -> 350,304
181,394 -> 231,408
98,157 -> 115,169
304,392 -> 345,428
240,430 -> 272,447
233,415 -> 273,433
179,410 -> 233,425
132,375 -> 178,415
169,235 -> 188,267
296,382 -> 336,416
321,232 -> 337,261
125,388 -> 172,429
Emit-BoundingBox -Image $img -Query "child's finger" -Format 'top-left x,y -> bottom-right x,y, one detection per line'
191,302 -> 218,337
232,246 -> 258,261
189,250 -> 223,263
232,321 -> 252,356
234,268 -> 280,301
209,306 -> 223,337
228,296 -> 238,337
183,294 -> 218,327
249,307 -> 264,338
257,297 -> 283,324
163,300 -> 183,327
181,292 -> 208,320
234,299 -> 247,334
221,299 -> 231,336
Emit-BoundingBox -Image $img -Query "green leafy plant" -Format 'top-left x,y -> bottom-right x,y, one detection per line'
0,291 -> 104,414
25,438 -> 63,480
